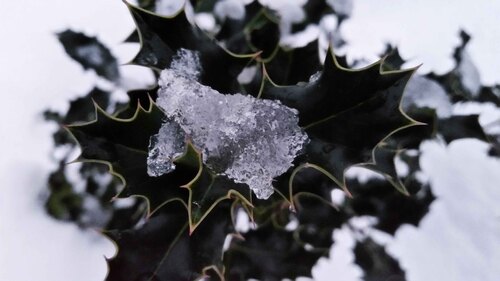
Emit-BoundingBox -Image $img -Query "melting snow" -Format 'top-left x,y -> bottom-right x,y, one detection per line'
148,49 -> 309,199
147,120 -> 186,177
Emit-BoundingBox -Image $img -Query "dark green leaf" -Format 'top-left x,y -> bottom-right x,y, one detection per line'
346,178 -> 434,235
213,1 -> 281,70
427,30 -> 482,102
294,196 -> 346,249
263,48 -> 418,193
439,114 -> 488,143
125,2 -> 254,93
390,107 -> 488,147
57,30 -> 120,81
64,87 -> 111,124
44,87 -> 111,146
354,238 -> 406,281
364,146 -> 409,195
476,85 -> 500,106
181,148 -> 253,232
380,45 -> 406,71
45,161 -> 83,221
106,201 -> 231,281
115,87 -> 158,119
291,0 -> 332,33
224,222 -> 324,281
67,103 -> 198,213
265,40 -> 322,85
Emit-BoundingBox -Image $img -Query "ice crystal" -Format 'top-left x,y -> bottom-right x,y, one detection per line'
308,71 -> 322,83
148,49 -> 309,199
147,120 -> 186,177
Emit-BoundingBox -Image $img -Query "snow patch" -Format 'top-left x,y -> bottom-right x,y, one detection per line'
214,0 -> 246,20
402,75 -> 452,117
327,0 -> 353,18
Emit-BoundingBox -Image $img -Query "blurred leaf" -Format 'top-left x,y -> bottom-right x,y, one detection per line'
264,48 -> 419,194
347,178 -> 434,235
354,238 -> 406,281
266,40 -> 322,85
294,196 -> 346,249
380,45 -> 406,71
291,0 -> 332,33
106,201 -> 231,281
57,30 -> 120,81
67,102 -> 198,214
224,222 -> 324,281
45,162 -> 83,221
125,2 -> 255,93
438,114 -> 488,143
44,87 -> 111,146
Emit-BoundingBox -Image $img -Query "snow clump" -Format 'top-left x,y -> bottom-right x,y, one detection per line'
147,49 -> 309,199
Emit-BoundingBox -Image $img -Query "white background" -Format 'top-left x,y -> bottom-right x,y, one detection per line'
0,1 -> 499,280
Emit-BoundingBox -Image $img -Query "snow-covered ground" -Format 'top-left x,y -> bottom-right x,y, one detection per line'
0,1 -> 133,280
0,1 -> 499,281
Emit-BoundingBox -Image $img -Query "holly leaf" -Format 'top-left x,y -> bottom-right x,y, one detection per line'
44,87 -> 111,146
390,107 -> 488,148
176,142 -> 253,233
284,162 -> 351,211
124,1 -> 255,93
224,222 -> 324,281
45,161 -> 83,222
136,0 -> 155,10
293,196 -> 346,250
439,114 -> 488,143
244,40 -> 322,97
365,112 -> 487,194
347,178 -> 434,235
385,108 -> 437,149
427,30 -> 483,102
380,45 -> 406,71
245,10 -> 280,59
105,201 -> 232,281
364,145 -> 409,195
477,85 -> 500,106
191,0 -> 218,13
216,1 -> 276,56
291,0 -> 333,33
263,47 -> 419,195
115,87 -> 158,119
265,40 -> 322,85
67,101 -> 199,214
354,238 -> 406,281
57,30 -> 120,81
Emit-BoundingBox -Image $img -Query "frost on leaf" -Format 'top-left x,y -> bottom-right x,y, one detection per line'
148,49 -> 309,199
